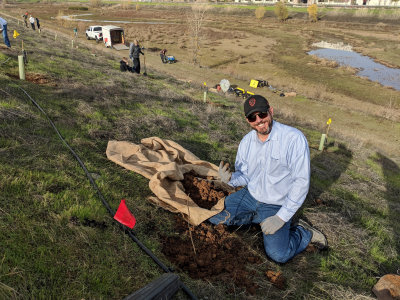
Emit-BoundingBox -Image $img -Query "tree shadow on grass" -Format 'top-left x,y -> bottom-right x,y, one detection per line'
372,153 -> 400,274
176,139 -> 217,164
306,143 -> 353,208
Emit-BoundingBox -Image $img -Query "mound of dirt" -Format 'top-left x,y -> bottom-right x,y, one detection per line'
161,171 -> 265,294
162,215 -> 262,295
6,73 -> 56,85
182,171 -> 231,210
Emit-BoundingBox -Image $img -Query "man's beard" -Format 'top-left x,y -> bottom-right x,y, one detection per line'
255,118 -> 273,136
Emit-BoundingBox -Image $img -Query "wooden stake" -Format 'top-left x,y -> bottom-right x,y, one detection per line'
326,123 -> 331,138
325,118 -> 332,145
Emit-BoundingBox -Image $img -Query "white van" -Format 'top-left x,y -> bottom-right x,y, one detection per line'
102,25 -> 129,50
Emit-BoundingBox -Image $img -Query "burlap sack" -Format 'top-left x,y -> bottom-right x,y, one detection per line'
106,137 -> 230,226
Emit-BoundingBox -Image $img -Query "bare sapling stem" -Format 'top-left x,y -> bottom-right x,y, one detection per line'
186,197 -> 197,256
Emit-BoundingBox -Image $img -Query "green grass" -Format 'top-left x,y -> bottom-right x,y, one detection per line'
0,9 -> 399,300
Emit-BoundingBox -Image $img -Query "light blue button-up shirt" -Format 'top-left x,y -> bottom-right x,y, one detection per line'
228,121 -> 310,222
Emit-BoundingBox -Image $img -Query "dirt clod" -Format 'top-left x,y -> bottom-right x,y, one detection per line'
266,270 -> 286,290
305,244 -> 319,253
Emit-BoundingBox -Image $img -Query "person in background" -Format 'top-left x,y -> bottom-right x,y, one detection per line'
160,49 -> 168,64
0,17 -> 11,48
36,17 -> 40,33
129,39 -> 144,74
29,15 -> 35,30
22,12 -> 28,28
209,95 -> 328,264
73,28 -> 78,38
120,57 -> 132,72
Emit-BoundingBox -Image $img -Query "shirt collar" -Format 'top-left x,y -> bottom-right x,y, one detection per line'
268,120 -> 278,141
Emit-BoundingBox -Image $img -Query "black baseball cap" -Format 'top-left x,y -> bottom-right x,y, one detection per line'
244,95 -> 270,117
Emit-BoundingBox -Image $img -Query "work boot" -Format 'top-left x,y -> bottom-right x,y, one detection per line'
296,219 -> 328,250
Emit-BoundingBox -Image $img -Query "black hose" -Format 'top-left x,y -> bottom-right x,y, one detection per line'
0,57 -> 11,65
18,87 -> 198,300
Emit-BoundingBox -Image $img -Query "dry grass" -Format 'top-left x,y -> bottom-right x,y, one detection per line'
379,8 -> 400,20
309,55 -> 339,68
89,0 -> 102,8
307,282 -> 375,300
121,0 -> 130,10
337,65 -> 358,75
255,7 -> 265,20
353,8 -> 371,18
76,21 -> 87,35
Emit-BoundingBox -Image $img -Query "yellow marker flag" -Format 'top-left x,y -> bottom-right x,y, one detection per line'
250,80 -> 259,89
203,82 -> 207,86
13,30 -> 20,39
327,118 -> 332,125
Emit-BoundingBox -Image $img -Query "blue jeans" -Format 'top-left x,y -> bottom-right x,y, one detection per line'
2,24 -> 10,48
209,187 -> 312,263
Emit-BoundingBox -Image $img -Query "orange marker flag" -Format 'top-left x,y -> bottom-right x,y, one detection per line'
114,199 -> 136,229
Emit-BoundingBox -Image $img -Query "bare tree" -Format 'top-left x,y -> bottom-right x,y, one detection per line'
90,0 -> 102,8
121,0 -> 130,10
187,3 -> 209,65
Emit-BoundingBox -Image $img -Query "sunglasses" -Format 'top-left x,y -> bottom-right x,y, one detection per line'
247,111 -> 269,123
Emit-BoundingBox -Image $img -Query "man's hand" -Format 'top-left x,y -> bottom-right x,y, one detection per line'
260,215 -> 285,235
218,161 -> 231,184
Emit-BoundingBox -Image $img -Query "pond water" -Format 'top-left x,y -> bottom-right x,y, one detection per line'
308,48 -> 400,91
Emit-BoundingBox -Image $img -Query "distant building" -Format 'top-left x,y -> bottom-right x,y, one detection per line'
234,0 -> 400,6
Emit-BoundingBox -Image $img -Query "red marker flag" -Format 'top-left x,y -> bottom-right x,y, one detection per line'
114,199 -> 136,229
